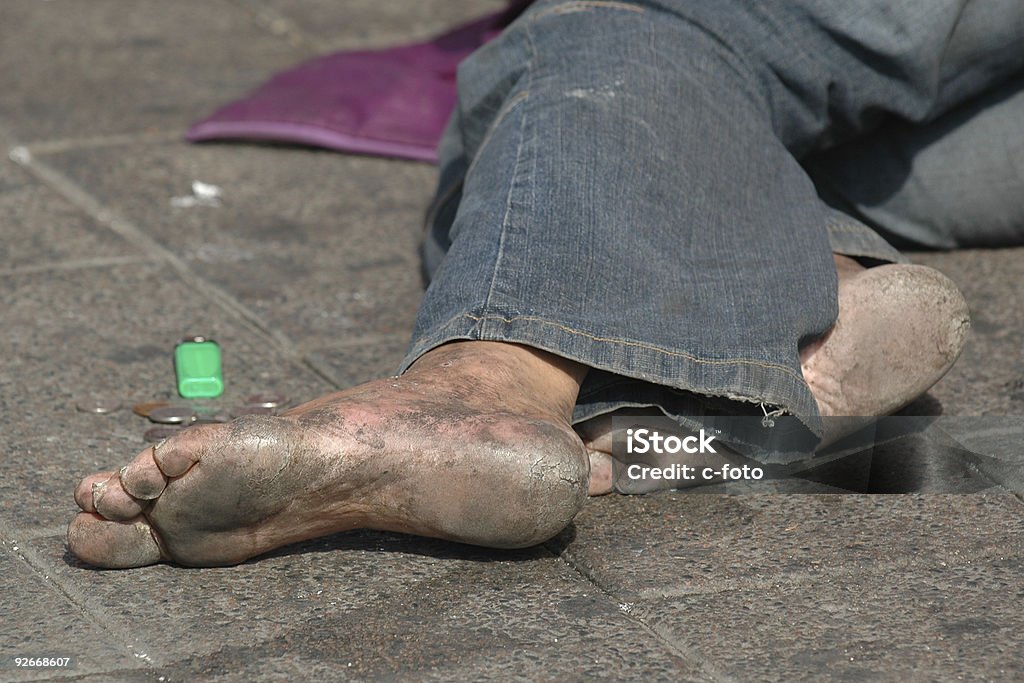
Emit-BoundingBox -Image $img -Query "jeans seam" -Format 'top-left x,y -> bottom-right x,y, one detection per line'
481,24 -> 537,320
465,90 -> 530,181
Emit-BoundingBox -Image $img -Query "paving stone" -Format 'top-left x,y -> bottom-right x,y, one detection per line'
0,161 -> 141,271
794,431 -> 1006,494
691,478 -> 864,494
249,0 -> 509,51
557,493 -> 1024,600
932,416 -> 1024,459
0,546 -> 148,680
23,532 -> 703,681
669,422 -> 1006,494
928,416 -> 1024,494
634,556 -> 1024,681
41,142 -> 430,346
0,264 -> 331,535
0,0 -> 307,143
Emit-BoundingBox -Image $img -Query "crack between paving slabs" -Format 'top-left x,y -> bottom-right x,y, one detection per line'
542,540 -> 739,683
0,519 -> 162,673
8,146 -> 343,392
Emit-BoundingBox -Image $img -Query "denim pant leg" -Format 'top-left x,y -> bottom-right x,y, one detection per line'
807,76 -> 1024,250
402,0 -> 1024,439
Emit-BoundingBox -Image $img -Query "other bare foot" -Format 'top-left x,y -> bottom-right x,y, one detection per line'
801,256 -> 970,418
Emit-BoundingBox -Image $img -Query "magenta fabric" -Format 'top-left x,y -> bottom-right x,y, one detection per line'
185,3 -> 532,162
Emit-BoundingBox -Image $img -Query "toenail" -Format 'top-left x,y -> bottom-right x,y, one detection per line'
91,480 -> 107,504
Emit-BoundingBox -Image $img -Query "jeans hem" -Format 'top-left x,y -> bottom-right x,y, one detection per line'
825,209 -> 908,264
398,311 -> 824,435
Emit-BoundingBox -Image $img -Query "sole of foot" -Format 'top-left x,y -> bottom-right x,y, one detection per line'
801,264 -> 970,440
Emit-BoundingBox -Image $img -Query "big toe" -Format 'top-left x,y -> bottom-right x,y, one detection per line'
67,513 -> 164,569
74,471 -> 115,512
88,473 -> 147,521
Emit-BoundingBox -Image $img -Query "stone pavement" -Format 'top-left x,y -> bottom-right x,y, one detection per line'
1,1 -> 1022,681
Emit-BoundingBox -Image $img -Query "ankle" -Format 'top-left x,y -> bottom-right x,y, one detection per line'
407,341 -> 585,421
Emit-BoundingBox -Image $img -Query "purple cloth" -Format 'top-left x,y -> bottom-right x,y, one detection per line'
186,3 -> 531,162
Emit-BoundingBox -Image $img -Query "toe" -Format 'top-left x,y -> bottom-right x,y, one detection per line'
150,428 -> 209,477
120,446 -> 168,500
74,471 -> 115,512
67,513 -> 164,569
92,474 -> 146,521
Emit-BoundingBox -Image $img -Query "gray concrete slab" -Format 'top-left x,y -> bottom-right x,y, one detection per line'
631,557 -> 1024,681
0,263 -> 331,536
305,335 -> 412,387
243,0 -> 509,51
0,161 -> 143,272
0,546 -> 147,680
556,493 -> 1024,679
558,493 -> 1024,598
39,143 -> 429,348
926,416 -> 1024,495
0,0 -> 307,143
22,531 -> 704,682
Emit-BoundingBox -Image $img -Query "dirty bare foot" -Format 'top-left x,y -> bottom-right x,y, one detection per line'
68,342 -> 591,568
801,255 -> 971,418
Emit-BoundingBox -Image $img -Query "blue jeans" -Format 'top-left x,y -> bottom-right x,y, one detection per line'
400,0 -> 1024,440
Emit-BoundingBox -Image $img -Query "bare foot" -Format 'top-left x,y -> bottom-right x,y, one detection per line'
68,342 -> 591,568
800,255 -> 970,418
